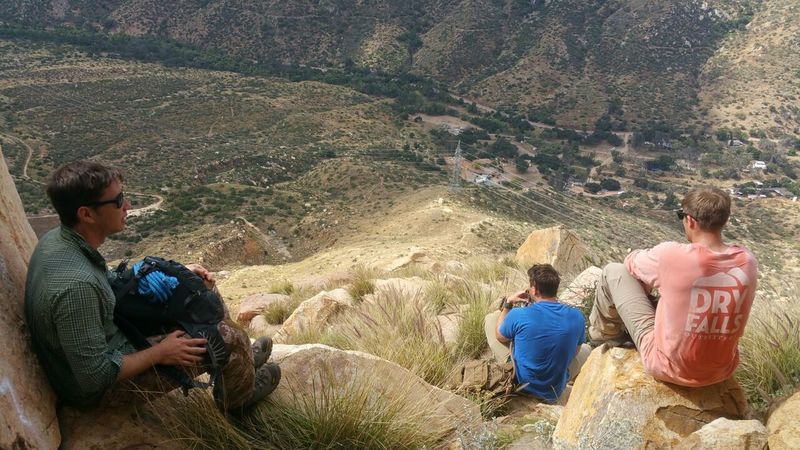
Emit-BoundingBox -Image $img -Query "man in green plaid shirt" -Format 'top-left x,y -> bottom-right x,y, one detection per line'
25,161 -> 280,411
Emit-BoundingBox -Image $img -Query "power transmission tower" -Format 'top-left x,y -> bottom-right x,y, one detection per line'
449,140 -> 463,190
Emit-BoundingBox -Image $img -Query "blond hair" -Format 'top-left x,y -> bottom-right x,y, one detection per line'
681,187 -> 731,231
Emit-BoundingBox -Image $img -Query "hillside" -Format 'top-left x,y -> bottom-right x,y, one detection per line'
5,0 -> 798,137
1,36 -> 798,297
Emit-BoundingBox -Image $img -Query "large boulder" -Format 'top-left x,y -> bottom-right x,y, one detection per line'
676,417 -> 767,450
234,292 -> 291,326
272,289 -> 353,344
0,149 -> 60,448
553,347 -> 749,449
767,390 -> 800,450
372,277 -> 429,298
515,226 -> 592,277
559,265 -> 602,307
271,344 -> 481,439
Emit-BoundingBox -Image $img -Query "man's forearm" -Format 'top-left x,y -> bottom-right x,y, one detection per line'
495,306 -> 511,344
117,346 -> 163,381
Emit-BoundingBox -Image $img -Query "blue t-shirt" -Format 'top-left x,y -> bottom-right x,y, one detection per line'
498,300 -> 585,402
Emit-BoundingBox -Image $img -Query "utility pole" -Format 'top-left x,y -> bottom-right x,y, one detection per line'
449,140 -> 463,190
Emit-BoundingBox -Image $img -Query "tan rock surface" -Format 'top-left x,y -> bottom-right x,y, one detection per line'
271,344 -> 481,439
676,417 -> 767,450
767,390 -> 800,450
272,289 -> 353,343
553,347 -> 749,449
560,265 -> 601,307
0,149 -> 60,449
515,226 -> 592,277
248,315 -> 282,337
372,277 -> 429,297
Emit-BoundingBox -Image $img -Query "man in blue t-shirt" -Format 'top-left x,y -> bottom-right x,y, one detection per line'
484,264 -> 590,403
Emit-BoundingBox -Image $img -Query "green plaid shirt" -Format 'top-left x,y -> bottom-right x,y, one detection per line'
25,226 -> 135,407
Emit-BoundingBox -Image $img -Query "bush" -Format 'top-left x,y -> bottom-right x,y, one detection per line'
584,182 -> 601,194
600,178 -> 621,191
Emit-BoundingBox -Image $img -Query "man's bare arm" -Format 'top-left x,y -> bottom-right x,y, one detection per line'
117,330 -> 207,381
495,306 -> 511,344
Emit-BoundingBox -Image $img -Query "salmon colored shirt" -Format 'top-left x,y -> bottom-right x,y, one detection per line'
625,242 -> 758,386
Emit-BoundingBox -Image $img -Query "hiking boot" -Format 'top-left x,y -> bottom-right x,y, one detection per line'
241,362 -> 281,410
251,336 -> 273,368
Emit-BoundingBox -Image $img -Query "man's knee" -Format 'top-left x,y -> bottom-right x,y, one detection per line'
602,262 -> 628,282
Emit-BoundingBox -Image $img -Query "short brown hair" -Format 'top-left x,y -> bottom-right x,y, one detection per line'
681,187 -> 731,231
46,161 -> 123,227
527,264 -> 560,298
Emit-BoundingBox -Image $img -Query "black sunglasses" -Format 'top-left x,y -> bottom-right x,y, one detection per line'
675,209 -> 690,221
86,191 -> 125,209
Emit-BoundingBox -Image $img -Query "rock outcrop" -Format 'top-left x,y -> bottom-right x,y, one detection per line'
676,417 -> 767,450
553,347 -> 749,449
370,277 -> 429,298
515,226 -> 592,277
0,149 -> 60,449
384,246 -> 432,272
767,390 -> 800,450
271,344 -> 481,439
559,265 -> 601,307
234,292 -> 291,326
272,289 -> 353,343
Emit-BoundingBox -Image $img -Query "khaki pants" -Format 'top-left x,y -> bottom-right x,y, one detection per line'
102,319 -> 255,411
484,311 -> 591,382
588,263 -> 656,350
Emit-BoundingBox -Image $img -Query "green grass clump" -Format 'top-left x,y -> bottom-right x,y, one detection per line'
454,283 -> 496,359
148,368 -> 449,449
346,264 -> 377,302
424,280 -> 455,314
269,279 -> 295,295
464,259 -> 514,284
243,373 -> 447,449
737,293 -> 800,415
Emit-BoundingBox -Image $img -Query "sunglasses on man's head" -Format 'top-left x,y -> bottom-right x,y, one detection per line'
85,191 -> 125,209
675,209 -> 689,221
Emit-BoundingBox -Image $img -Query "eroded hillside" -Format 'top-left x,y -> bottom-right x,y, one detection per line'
5,0 -> 795,136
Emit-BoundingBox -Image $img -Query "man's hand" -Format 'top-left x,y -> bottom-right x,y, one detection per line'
185,263 -> 215,283
507,290 -> 531,307
117,330 -> 208,381
153,330 -> 207,366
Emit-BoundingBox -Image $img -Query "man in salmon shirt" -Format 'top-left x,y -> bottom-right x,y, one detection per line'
588,187 -> 758,386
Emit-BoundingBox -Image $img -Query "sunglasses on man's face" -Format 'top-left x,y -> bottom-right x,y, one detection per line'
675,209 -> 690,221
86,191 -> 125,209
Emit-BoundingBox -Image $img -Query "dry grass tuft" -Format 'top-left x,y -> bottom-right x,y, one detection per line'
737,290 -> 800,415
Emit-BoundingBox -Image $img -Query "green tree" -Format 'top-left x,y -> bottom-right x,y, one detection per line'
515,156 -> 529,174
584,182 -> 602,194
600,178 -> 621,191
662,191 -> 679,210
488,137 -> 518,159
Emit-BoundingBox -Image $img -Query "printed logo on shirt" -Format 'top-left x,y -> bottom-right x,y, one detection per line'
685,267 -> 750,337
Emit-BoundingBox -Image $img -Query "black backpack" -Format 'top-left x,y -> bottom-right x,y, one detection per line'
109,256 -> 231,393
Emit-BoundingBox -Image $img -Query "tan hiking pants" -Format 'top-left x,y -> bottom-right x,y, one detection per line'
484,310 -> 590,382
588,263 -> 656,350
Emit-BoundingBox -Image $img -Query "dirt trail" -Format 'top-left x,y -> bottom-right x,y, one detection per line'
0,132 -> 39,182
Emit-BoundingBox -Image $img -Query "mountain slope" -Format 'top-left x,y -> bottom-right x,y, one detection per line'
4,0 -> 792,135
